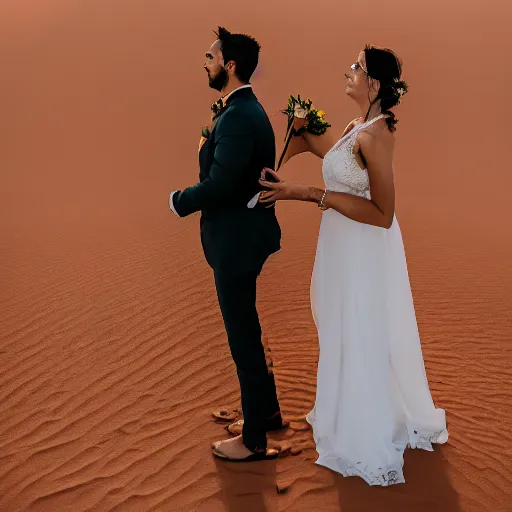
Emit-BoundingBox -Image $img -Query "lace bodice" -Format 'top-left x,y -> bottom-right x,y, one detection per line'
322,114 -> 386,199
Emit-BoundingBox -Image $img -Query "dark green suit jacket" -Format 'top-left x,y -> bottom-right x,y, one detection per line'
171,87 -> 281,274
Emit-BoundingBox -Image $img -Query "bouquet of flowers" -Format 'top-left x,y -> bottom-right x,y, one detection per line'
281,94 -> 331,136
276,94 -> 331,170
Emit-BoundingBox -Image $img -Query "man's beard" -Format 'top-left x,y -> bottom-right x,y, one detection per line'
208,67 -> 228,92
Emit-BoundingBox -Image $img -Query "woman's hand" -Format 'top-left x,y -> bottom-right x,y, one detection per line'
258,168 -> 310,203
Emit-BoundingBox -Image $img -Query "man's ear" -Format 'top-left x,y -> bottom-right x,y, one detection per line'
225,60 -> 236,75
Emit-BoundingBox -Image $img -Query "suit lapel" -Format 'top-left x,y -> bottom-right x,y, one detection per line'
198,109 -> 223,155
210,112 -> 223,131
198,88 -> 254,172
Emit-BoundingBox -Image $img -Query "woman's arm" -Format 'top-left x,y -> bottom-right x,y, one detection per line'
278,118 -> 334,167
302,132 -> 335,159
259,128 -> 396,229
302,117 -> 357,159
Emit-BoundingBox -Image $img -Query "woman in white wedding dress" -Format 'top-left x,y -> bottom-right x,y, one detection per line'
258,45 -> 448,486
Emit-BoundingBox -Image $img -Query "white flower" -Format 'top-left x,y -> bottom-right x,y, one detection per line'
294,104 -> 308,119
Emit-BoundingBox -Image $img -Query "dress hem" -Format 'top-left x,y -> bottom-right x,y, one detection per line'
306,409 -> 448,486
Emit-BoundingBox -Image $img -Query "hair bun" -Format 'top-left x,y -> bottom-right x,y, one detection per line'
392,79 -> 409,104
363,45 -> 407,132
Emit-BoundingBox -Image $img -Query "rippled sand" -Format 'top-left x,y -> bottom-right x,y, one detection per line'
1,1 -> 511,511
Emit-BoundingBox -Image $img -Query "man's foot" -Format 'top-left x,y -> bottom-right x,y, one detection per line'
212,435 -> 279,461
212,435 -> 254,459
226,416 -> 290,436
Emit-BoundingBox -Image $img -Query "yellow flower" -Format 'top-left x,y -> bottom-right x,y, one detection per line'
317,110 -> 326,118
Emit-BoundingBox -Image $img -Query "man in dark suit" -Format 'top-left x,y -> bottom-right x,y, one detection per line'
169,27 -> 285,461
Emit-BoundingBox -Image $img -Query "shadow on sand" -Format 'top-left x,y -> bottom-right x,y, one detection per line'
333,446 -> 459,512
214,457 -> 278,512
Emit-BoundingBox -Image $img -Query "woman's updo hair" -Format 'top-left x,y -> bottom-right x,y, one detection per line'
364,44 -> 408,132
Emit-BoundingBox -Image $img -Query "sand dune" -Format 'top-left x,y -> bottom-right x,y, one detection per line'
1,1 -> 511,511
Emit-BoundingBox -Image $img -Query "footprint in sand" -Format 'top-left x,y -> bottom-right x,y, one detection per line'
225,419 -> 244,435
268,440 -> 303,458
211,408 -> 241,422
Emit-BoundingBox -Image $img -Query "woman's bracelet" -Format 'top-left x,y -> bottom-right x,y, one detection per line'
318,189 -> 327,208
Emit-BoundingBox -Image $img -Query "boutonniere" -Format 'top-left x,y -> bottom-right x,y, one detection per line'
198,125 -> 211,153
201,125 -> 210,139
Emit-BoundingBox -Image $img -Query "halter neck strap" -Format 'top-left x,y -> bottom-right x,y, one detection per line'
331,113 -> 389,152
359,113 -> 387,128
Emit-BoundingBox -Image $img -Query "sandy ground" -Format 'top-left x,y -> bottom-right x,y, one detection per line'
1,1 -> 511,511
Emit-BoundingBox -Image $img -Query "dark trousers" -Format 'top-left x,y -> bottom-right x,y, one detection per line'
214,268 -> 281,452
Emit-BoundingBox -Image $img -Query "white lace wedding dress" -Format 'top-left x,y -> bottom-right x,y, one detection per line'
306,114 -> 448,486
